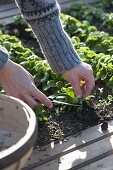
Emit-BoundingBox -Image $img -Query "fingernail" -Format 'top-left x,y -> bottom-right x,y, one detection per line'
77,95 -> 82,98
49,103 -> 53,108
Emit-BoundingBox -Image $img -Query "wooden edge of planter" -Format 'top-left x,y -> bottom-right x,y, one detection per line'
24,120 -> 113,170
0,0 -> 98,24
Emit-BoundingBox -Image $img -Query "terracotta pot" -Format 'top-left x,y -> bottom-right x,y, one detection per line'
0,94 -> 37,170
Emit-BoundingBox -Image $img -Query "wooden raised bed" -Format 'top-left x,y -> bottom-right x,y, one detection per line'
23,120 -> 113,170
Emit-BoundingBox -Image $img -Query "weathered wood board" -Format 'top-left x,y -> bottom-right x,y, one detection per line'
22,120 -> 113,170
0,2 -> 19,24
0,0 -> 97,25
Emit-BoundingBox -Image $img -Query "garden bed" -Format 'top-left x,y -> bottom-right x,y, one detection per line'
1,0 -> 113,147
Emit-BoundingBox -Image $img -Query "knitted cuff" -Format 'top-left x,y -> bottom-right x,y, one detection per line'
16,0 -> 81,73
29,17 -> 81,73
0,46 -> 9,69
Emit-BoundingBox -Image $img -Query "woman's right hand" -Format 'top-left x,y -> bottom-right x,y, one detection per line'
0,59 -> 53,109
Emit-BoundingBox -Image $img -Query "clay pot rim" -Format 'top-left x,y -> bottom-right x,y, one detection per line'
0,94 -> 37,168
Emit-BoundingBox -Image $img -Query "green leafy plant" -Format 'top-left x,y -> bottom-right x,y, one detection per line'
69,2 -> 113,34
0,30 -> 84,120
1,10 -> 113,121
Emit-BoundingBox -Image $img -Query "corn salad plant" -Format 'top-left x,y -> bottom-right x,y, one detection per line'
1,7 -> 113,120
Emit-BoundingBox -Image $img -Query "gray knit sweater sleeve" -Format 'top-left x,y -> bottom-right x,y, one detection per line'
15,0 -> 81,73
0,46 -> 9,69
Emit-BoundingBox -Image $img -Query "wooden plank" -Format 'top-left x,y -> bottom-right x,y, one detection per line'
0,15 -> 20,25
0,3 -> 20,25
24,155 -> 113,170
0,8 -> 19,19
0,3 -> 17,12
0,0 -> 97,24
32,160 -> 59,170
23,121 -> 113,170
0,0 -> 14,5
81,154 -> 113,170
59,135 -> 113,169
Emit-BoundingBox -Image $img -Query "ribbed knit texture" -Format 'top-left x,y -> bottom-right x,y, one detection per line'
0,46 -> 9,69
16,0 -> 81,73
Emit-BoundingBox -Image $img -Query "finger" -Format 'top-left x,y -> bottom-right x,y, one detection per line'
23,95 -> 38,109
70,77 -> 83,98
82,77 -> 95,98
29,73 -> 35,83
31,85 -> 53,108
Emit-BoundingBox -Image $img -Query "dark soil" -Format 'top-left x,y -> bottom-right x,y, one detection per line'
37,81 -> 113,146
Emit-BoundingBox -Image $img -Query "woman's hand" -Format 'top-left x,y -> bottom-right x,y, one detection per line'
63,62 -> 95,98
0,59 -> 53,109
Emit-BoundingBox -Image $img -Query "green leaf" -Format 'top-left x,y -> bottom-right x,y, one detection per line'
107,76 -> 113,88
65,87 -> 75,98
3,41 -> 11,51
47,80 -> 56,87
56,81 -> 64,89
35,103 -> 45,115
52,100 -> 81,107
25,28 -> 32,32
34,103 -> 48,121
107,63 -> 113,72
40,72 -> 49,83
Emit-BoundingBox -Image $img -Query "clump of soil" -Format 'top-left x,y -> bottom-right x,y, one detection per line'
101,121 -> 108,131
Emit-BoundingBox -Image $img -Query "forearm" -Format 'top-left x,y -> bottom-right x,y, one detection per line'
0,46 -> 9,69
15,0 -> 81,73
